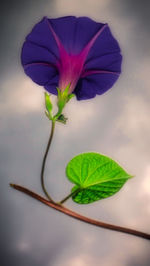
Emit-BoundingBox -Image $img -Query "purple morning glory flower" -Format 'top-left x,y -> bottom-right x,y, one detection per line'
21,16 -> 122,100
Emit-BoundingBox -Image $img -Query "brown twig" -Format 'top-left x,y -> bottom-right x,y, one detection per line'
10,183 -> 150,241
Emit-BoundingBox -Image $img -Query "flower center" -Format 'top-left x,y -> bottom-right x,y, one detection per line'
57,48 -> 85,93
47,19 -> 107,94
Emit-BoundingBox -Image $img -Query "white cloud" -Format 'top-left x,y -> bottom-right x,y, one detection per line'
116,95 -> 150,141
141,166 -> 150,196
0,75 -> 46,115
65,256 -> 89,266
54,0 -> 112,18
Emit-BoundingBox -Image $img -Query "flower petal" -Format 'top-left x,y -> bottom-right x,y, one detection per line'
21,41 -> 57,66
49,16 -> 105,54
74,72 -> 119,100
74,78 -> 96,100
44,77 -> 58,95
84,26 -> 122,73
84,53 -> 122,73
24,63 -> 58,94
21,17 -> 59,67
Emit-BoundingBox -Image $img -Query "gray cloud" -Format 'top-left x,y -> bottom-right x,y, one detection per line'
110,0 -> 150,56
112,0 -> 150,31
0,0 -> 54,82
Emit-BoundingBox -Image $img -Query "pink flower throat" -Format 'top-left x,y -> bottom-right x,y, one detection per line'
47,18 -> 108,93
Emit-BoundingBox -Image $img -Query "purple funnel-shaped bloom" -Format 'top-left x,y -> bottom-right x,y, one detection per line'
21,16 -> 122,100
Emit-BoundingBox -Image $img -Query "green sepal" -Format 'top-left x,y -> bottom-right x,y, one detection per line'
56,84 -> 74,115
45,92 -> 53,113
56,87 -> 61,98
67,93 -> 75,102
61,83 -> 75,102
56,87 -> 66,112
62,83 -> 70,98
45,111 -> 52,121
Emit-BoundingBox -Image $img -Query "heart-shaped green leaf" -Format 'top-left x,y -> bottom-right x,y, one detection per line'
66,152 -> 133,204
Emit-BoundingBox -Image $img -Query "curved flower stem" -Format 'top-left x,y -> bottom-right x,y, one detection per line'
41,120 -> 55,202
10,184 -> 150,241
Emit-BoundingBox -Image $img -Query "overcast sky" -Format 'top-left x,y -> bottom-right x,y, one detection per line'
0,0 -> 150,265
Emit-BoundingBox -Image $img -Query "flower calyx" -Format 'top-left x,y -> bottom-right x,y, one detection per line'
44,84 -> 74,124
54,84 -> 74,122
56,83 -> 74,112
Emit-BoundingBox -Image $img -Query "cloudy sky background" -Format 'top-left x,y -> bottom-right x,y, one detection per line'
0,0 -> 150,265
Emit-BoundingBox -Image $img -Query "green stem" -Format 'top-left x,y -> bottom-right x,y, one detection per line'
41,120 -> 55,202
59,188 -> 81,204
